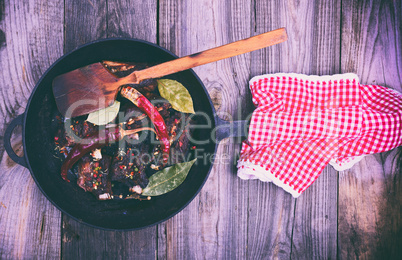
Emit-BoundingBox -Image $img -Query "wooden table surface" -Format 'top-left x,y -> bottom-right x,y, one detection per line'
0,0 -> 401,259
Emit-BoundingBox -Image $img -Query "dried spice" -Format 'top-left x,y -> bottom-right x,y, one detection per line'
142,159 -> 196,196
157,79 -> 195,114
86,101 -> 121,125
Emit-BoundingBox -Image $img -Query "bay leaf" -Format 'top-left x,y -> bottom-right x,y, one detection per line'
86,101 -> 120,125
157,79 -> 195,114
142,159 -> 197,196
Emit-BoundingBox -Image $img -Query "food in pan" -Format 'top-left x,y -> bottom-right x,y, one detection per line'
53,61 -> 196,200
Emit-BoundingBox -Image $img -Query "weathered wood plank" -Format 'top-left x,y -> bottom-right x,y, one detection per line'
250,0 -> 339,258
339,0 -> 402,258
286,0 -> 340,259
61,0 -> 158,259
64,0 -> 106,53
1,0 -> 400,258
62,219 -> 157,259
245,181 -> 295,259
62,1 -> 108,255
106,1 -> 158,258
291,168 -> 338,259
0,0 -> 63,258
158,0 -> 251,259
108,0 -> 157,43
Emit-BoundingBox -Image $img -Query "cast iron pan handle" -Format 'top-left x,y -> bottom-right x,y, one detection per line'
3,114 -> 28,168
215,117 -> 249,142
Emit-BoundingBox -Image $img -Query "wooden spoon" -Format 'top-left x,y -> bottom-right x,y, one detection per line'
53,28 -> 287,118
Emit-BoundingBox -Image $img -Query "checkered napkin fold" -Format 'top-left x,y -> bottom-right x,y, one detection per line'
237,73 -> 402,198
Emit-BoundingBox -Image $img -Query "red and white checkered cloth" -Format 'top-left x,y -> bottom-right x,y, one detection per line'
237,73 -> 402,197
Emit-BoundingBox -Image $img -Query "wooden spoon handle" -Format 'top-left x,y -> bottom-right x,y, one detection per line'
129,28 -> 287,83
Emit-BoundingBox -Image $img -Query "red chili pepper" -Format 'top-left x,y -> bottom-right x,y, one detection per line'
120,86 -> 170,165
60,128 -> 121,182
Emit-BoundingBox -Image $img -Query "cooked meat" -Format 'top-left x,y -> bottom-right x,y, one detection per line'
54,61 -> 195,200
120,103 -> 150,131
150,98 -> 192,168
108,103 -> 153,190
170,123 -> 192,164
69,118 -> 98,139
77,154 -> 112,200
111,140 -> 151,189
53,117 -> 99,148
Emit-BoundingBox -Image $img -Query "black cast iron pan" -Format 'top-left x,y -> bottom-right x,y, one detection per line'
3,38 -> 248,230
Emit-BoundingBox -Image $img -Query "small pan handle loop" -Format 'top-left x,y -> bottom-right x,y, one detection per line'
3,114 -> 28,168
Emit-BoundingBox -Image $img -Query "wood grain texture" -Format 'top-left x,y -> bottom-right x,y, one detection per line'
0,0 -> 63,259
339,0 -> 402,258
283,1 -> 340,259
138,28 -> 287,83
61,0 -> 159,259
158,0 -> 251,258
1,0 -> 401,258
62,219 -> 157,259
64,0 -> 106,53
245,182 -> 295,259
291,168 -> 338,259
107,0 -> 157,42
251,0 -> 339,258
62,1 -> 108,255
